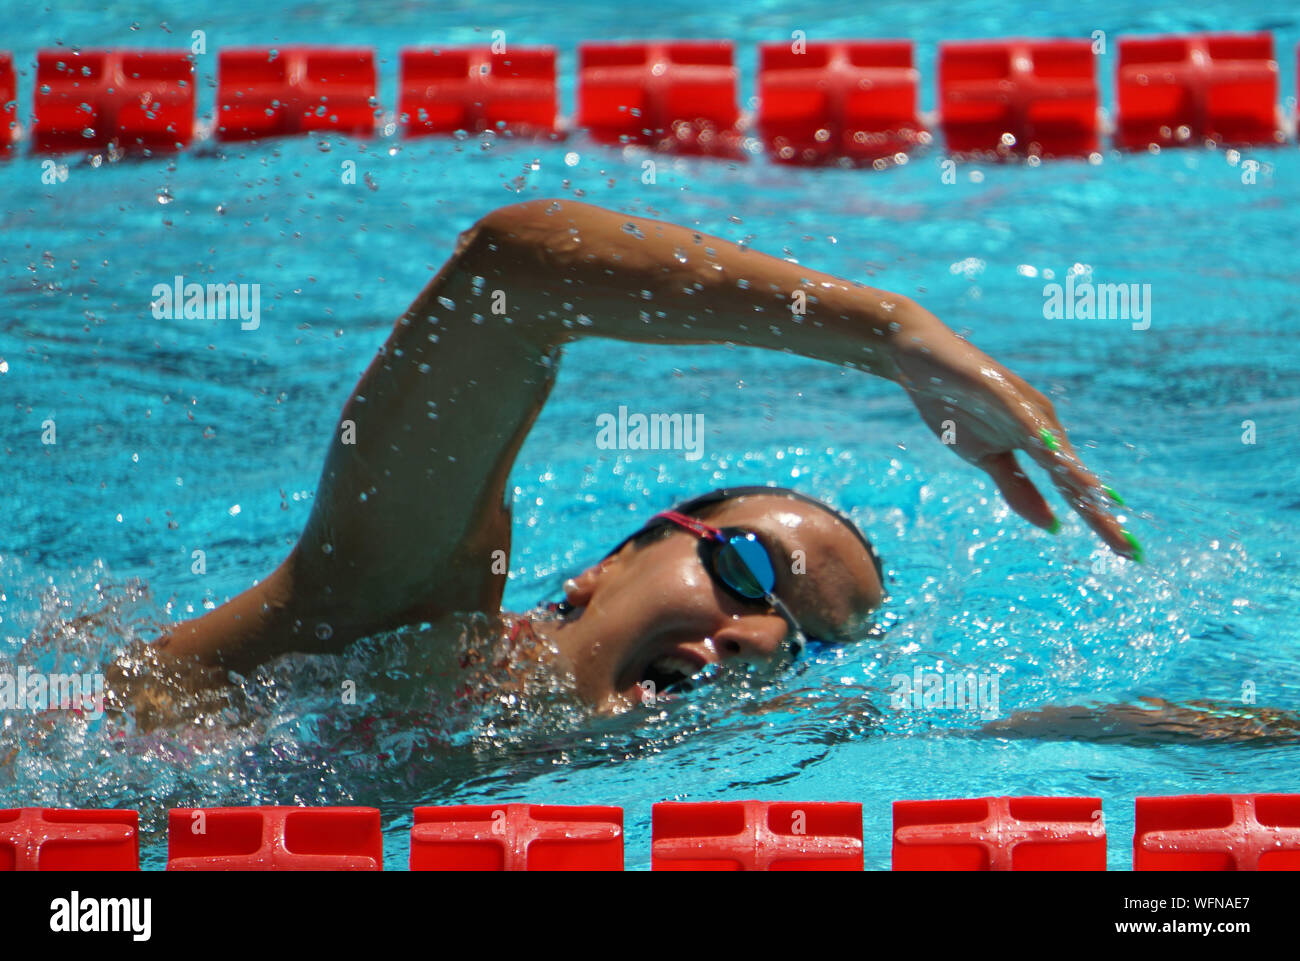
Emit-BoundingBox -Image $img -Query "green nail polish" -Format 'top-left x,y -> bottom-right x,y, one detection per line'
1039,428 -> 1060,452
1103,485 -> 1126,507
1121,530 -> 1144,564
1047,517 -> 1061,535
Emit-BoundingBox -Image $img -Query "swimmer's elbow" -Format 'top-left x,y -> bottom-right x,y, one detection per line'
476,197 -> 564,232
469,197 -> 580,252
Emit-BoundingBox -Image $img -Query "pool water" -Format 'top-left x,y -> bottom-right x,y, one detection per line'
2,0 -> 1298,869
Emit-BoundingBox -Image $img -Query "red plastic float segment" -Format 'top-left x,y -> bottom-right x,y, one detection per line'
758,41 -> 924,164
1134,794 -> 1300,870
399,46 -> 557,138
938,38 -> 1098,156
0,808 -> 139,871
32,49 -> 194,153
215,47 -> 377,142
1,53 -> 15,149
653,800 -> 863,871
410,804 -> 623,870
166,806 -> 382,870
1115,33 -> 1279,150
577,40 -> 742,155
893,796 -> 1106,870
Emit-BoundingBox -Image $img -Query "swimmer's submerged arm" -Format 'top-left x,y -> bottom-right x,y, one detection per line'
160,198 -> 1134,669
978,697 -> 1300,746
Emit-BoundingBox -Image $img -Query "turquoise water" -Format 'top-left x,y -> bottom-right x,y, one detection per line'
2,0 -> 1299,869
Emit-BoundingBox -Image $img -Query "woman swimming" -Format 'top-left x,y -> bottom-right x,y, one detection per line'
126,198 -> 1138,714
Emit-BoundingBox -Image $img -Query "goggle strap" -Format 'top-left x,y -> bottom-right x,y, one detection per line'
766,593 -> 807,658
655,510 -> 724,541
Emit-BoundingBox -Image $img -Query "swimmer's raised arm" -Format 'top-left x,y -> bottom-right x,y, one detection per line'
157,198 -> 1135,669
471,199 -> 1134,552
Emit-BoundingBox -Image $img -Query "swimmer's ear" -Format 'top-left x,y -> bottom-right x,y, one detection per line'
562,562 -> 608,607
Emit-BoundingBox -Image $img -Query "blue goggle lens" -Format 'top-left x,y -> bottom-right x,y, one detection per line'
716,532 -> 776,599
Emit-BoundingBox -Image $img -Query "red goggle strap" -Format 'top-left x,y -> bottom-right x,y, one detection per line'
654,510 -> 724,542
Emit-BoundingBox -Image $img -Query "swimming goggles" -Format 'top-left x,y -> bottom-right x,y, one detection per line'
627,508 -> 812,660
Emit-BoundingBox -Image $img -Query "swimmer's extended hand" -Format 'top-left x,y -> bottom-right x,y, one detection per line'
893,325 -> 1139,561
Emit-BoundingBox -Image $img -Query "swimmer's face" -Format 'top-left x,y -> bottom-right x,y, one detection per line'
548,495 -> 884,711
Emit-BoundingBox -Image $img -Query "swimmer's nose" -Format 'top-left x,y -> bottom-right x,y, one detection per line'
711,617 -> 789,666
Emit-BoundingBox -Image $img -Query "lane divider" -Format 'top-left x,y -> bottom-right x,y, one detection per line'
892,796 -> 1107,870
938,40 -> 1099,158
215,47 -> 377,142
577,40 -> 743,156
757,40 -> 926,164
410,803 -> 623,870
653,800 -> 864,870
33,49 -> 195,153
2,32 -> 1294,161
1115,33 -> 1281,151
4,795 -> 1300,869
165,806 -> 383,870
399,46 -> 559,139
0,807 -> 139,870
1134,794 -> 1300,870
1,53 -> 16,148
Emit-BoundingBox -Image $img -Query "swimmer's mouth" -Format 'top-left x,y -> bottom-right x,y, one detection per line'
638,651 -> 709,694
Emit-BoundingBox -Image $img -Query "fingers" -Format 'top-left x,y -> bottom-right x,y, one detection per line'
1023,421 -> 1142,562
979,375 -> 1141,561
917,351 -> 1142,562
980,451 -> 1058,532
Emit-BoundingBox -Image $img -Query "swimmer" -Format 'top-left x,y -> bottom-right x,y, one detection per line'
132,198 -> 1139,713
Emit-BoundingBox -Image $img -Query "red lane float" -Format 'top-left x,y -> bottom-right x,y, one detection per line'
653,800 -> 863,870
758,41 -> 925,164
893,796 -> 1106,870
1,53 -> 15,149
32,49 -> 194,153
1134,794 -> 1300,870
0,808 -> 139,871
216,47 -> 376,142
577,40 -> 742,155
399,47 -> 558,138
938,39 -> 1098,157
1115,33 -> 1280,150
166,806 -> 382,870
410,804 -> 623,870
